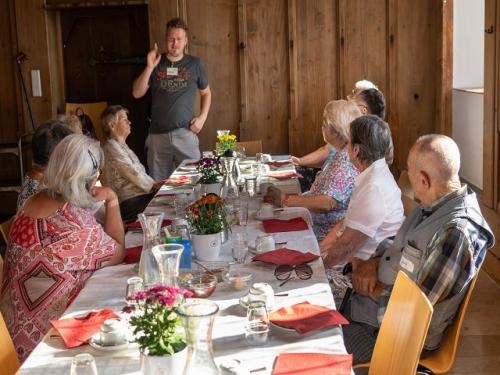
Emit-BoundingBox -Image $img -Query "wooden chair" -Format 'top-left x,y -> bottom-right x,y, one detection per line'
0,312 -> 20,375
0,217 -> 13,246
235,140 -> 262,156
354,271 -> 433,375
65,102 -> 108,143
418,273 -> 480,374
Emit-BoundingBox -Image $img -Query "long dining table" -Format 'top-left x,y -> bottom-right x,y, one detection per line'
18,156 -> 352,374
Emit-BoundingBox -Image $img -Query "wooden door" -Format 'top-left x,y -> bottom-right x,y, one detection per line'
61,5 -> 150,161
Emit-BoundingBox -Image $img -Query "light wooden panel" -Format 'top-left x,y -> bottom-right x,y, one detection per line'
395,0 -> 440,170
148,0 -> 179,53
339,0 -> 389,99
186,0 -> 240,152
289,0 -> 339,157
239,0 -> 289,154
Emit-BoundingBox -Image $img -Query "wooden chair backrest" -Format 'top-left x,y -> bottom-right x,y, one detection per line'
369,271 -> 433,375
65,102 -> 108,143
235,140 -> 263,156
419,273 -> 480,374
0,312 -> 20,375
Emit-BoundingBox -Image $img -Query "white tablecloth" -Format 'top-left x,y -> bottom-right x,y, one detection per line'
19,158 -> 351,374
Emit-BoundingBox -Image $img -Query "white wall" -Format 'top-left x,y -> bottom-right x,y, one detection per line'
452,0 -> 484,189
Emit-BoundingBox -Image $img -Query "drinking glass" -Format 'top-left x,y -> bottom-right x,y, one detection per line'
244,176 -> 257,197
234,197 -> 249,226
231,230 -> 248,264
70,353 -> 98,375
125,276 -> 144,306
174,193 -> 189,218
245,301 -> 269,344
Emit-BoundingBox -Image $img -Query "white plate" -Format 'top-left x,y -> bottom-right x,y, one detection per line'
178,165 -> 198,172
254,211 -> 279,221
89,334 -> 132,352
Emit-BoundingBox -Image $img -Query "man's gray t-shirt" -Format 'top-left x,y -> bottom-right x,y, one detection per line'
148,54 -> 208,133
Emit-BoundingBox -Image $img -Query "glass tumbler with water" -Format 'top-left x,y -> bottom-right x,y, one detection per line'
245,301 -> 270,344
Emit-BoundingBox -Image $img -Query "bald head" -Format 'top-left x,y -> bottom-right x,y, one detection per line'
410,134 -> 461,188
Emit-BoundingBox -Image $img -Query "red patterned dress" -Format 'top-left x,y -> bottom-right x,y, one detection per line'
0,202 -> 117,362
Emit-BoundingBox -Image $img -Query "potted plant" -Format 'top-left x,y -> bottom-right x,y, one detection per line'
215,132 -> 237,156
124,285 -> 193,375
186,193 -> 229,260
196,156 -> 222,195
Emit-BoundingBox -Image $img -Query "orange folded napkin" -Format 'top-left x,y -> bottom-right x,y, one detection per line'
126,219 -> 172,230
263,217 -> 308,233
50,309 -> 119,348
265,171 -> 303,180
269,302 -> 349,334
272,352 -> 352,375
252,248 -> 318,265
266,161 -> 293,168
124,245 -> 142,264
165,176 -> 192,185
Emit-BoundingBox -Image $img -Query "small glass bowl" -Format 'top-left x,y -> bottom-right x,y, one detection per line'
179,272 -> 217,298
224,270 -> 253,291
192,260 -> 232,283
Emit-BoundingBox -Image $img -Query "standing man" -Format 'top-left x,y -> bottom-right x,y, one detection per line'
133,17 -> 211,180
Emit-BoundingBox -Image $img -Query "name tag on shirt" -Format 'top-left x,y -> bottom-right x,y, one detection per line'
400,255 -> 415,273
167,67 -> 178,76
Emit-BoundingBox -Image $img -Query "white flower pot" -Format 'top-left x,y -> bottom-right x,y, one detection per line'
140,347 -> 187,375
200,182 -> 222,196
191,232 -> 223,261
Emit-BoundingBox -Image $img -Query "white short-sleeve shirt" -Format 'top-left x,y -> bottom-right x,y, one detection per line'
343,158 -> 404,260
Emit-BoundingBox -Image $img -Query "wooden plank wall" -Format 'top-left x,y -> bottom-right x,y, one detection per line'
1,0 -> 450,172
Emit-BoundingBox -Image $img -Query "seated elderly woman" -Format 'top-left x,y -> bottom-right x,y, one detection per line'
100,105 -> 165,221
320,115 -> 404,303
267,100 -> 361,240
16,120 -> 74,210
0,134 -> 125,362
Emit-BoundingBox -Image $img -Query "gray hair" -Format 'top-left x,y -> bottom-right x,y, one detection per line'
42,134 -> 104,208
413,134 -> 461,187
323,100 -> 362,147
101,105 -> 128,138
350,115 -> 392,164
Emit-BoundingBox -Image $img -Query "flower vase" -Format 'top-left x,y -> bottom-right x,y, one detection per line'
191,232 -> 222,261
200,182 -> 222,195
140,346 -> 188,375
178,300 -> 220,375
152,243 -> 184,286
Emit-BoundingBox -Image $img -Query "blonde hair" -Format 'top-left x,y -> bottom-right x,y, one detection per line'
43,134 -> 104,208
323,100 -> 362,146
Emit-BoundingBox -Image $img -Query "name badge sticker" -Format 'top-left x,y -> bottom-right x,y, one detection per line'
167,67 -> 178,76
400,256 -> 415,273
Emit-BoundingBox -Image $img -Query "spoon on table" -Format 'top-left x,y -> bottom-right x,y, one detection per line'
192,259 -> 216,276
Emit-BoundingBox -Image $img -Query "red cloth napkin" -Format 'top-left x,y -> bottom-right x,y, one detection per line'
252,248 -> 318,265
269,301 -> 349,335
126,219 -> 172,230
185,161 -> 199,167
272,352 -> 352,375
124,245 -> 142,264
155,193 -> 175,198
266,161 -> 293,168
263,217 -> 308,233
265,171 -> 303,180
165,176 -> 192,185
50,309 -> 119,348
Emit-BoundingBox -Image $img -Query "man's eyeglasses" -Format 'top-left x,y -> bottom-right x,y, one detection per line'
274,263 -> 313,286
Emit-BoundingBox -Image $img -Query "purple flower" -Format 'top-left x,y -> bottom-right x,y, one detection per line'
130,290 -> 147,301
122,305 -> 135,314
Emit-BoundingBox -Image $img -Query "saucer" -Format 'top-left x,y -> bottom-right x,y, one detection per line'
89,334 -> 131,352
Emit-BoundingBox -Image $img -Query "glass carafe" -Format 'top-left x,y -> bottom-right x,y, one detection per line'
220,157 -> 239,199
138,212 -> 164,286
152,243 -> 184,286
178,300 -> 220,375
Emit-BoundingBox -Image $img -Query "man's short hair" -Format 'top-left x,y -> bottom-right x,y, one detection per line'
350,115 -> 392,164
32,120 -> 74,166
101,105 -> 128,138
359,88 -> 386,119
166,17 -> 188,32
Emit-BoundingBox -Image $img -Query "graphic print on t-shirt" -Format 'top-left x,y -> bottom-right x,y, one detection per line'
157,67 -> 190,92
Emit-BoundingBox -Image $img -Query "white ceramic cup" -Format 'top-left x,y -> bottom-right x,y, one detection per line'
258,203 -> 274,219
255,234 -> 275,253
99,319 -> 126,346
248,282 -> 275,307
